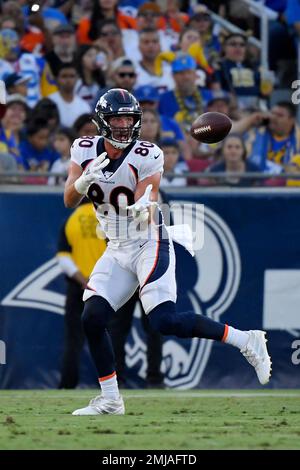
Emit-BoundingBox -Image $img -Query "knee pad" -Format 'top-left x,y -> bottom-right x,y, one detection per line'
82,296 -> 114,334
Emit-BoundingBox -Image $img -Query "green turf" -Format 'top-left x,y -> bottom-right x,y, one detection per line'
0,390 -> 299,450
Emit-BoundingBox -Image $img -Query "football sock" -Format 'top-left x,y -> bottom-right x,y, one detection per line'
99,372 -> 120,400
148,302 -> 251,346
222,325 -> 250,350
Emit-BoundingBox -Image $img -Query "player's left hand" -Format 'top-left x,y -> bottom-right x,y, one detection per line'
126,184 -> 156,223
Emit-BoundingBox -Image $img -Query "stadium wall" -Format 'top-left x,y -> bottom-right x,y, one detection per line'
0,186 -> 299,389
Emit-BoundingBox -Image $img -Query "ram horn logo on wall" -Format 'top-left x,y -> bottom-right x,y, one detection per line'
1,204 -> 241,389
1,259 -> 65,315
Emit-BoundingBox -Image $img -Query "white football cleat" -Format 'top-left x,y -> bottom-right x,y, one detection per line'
240,330 -> 272,385
72,395 -> 125,416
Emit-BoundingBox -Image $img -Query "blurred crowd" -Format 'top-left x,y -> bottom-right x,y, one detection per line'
1,0 -> 300,187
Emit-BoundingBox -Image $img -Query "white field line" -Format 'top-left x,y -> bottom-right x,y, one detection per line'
0,392 -> 299,399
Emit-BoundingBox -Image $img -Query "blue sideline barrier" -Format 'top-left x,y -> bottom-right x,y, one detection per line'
0,187 -> 299,389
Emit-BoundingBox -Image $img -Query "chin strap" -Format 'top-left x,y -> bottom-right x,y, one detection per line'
104,137 -> 131,150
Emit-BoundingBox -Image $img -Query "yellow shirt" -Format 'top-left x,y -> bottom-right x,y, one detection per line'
57,202 -> 106,278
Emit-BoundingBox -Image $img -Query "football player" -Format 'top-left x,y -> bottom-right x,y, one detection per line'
64,88 -> 271,415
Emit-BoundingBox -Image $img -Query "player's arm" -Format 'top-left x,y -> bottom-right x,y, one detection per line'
64,161 -> 84,208
57,221 -> 88,288
134,172 -> 161,203
64,151 -> 110,208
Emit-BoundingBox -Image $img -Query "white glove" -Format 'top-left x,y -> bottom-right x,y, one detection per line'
74,152 -> 109,195
126,184 -> 156,223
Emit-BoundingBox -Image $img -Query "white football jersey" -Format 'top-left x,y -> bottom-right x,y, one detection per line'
70,136 -> 164,241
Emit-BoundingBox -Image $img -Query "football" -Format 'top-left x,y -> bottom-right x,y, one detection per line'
190,111 -> 232,144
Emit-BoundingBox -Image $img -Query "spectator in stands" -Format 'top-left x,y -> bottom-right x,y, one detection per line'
77,0 -> 136,45
177,27 -> 213,80
134,28 -> 174,92
94,57 -> 137,103
134,84 -> 192,161
122,3 -> 179,62
73,114 -> 98,138
207,134 -> 260,187
1,1 -> 25,37
49,63 -> 91,128
1,0 -> 50,54
136,2 -> 163,29
0,151 -> 18,175
140,108 -> 161,144
285,154 -> 300,187
159,54 -> 213,131
214,33 -> 272,109
0,28 -> 41,107
75,45 -> 106,108
154,24 -> 219,91
48,127 -> 76,186
4,72 -> 30,98
20,117 -> 59,174
94,20 -> 125,61
0,16 -> 18,32
0,29 -> 20,78
247,101 -> 300,173
187,6 -> 221,68
160,138 -> 187,187
41,24 -> 77,97
161,0 -> 189,33
268,1 -> 297,85
0,94 -> 28,169
32,98 -> 60,135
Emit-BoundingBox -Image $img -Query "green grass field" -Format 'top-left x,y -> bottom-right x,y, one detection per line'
0,390 -> 299,450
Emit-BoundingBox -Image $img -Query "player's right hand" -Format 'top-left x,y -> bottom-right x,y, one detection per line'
74,152 -> 109,195
126,184 -> 156,223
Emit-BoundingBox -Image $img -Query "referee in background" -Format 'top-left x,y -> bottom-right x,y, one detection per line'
56,198 -> 106,389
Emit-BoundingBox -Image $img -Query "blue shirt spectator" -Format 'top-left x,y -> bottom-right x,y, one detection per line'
214,33 -> 263,109
246,102 -> 300,172
20,117 -> 59,171
134,84 -> 192,160
158,54 -> 213,130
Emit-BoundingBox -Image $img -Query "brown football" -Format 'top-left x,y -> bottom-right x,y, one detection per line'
190,112 -> 232,144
